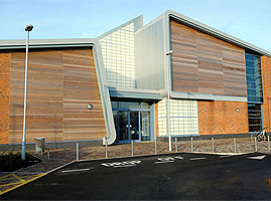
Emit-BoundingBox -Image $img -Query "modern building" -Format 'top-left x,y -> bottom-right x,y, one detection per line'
0,10 -> 271,149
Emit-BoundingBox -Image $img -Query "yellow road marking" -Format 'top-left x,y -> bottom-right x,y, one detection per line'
0,173 -> 47,196
0,182 -> 21,187
0,174 -> 15,180
11,174 -> 26,182
0,175 -> 18,182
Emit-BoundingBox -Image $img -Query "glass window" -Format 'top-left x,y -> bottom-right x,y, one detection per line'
246,53 -> 263,132
111,101 -> 118,109
245,52 -> 263,103
119,101 -> 140,109
111,101 -> 150,110
248,103 -> 262,132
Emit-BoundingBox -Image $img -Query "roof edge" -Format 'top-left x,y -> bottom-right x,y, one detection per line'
97,15 -> 143,40
0,38 -> 98,50
165,10 -> 271,57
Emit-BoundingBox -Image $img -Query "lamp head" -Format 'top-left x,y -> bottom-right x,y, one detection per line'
166,50 -> 173,55
25,24 -> 33,32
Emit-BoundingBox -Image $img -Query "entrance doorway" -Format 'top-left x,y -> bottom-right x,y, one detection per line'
112,101 -> 151,143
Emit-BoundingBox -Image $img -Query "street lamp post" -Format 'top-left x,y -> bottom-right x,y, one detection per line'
166,50 -> 173,151
22,24 -> 33,160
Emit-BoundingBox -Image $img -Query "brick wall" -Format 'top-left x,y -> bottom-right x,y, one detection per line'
198,101 -> 249,135
0,52 -> 10,144
262,55 -> 271,132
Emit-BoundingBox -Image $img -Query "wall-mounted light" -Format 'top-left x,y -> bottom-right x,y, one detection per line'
88,104 -> 93,110
236,108 -> 240,112
165,50 -> 173,55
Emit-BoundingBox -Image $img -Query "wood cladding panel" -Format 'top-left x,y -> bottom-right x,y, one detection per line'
8,48 -> 106,144
63,49 -> 106,141
9,50 -> 64,143
170,20 -> 247,97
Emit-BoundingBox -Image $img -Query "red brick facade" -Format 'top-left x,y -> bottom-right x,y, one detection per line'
0,52 -> 10,144
262,55 -> 271,132
198,101 -> 249,135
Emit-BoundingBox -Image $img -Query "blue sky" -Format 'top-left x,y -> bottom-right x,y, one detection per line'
1,0 -> 271,52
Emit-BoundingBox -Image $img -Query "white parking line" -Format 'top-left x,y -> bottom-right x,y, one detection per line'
248,155 -> 266,160
62,168 -> 90,173
155,161 -> 175,164
190,157 -> 206,161
114,165 -> 137,168
219,155 -> 233,158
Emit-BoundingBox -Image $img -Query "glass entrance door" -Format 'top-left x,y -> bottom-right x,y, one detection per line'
113,110 -> 150,143
130,111 -> 140,141
118,111 -> 129,141
141,111 -> 150,141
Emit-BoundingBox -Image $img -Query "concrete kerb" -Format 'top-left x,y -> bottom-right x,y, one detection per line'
191,151 -> 250,156
46,161 -> 76,174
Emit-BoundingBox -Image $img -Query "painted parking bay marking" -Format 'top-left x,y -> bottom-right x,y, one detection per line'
190,157 -> 207,161
62,168 -> 91,173
155,156 -> 184,164
101,161 -> 141,168
248,155 -> 266,160
219,155 -> 233,158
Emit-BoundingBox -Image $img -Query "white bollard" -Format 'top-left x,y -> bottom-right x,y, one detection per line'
131,140 -> 134,156
76,143 -> 79,161
255,137 -> 258,152
212,138 -> 215,152
106,140 -> 108,159
268,135 -> 270,150
155,137 -> 157,154
191,137 -> 194,152
175,138 -> 178,153
234,138 -> 237,153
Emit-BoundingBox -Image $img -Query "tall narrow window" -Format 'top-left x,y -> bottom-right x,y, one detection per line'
245,52 -> 263,132
248,103 -> 262,132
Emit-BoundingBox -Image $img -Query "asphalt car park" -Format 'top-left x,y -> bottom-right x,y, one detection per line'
1,152 -> 271,200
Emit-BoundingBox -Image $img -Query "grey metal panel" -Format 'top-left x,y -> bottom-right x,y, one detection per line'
91,40 -> 117,145
213,95 -> 247,102
0,38 -> 100,50
109,88 -> 162,100
135,18 -> 165,90
150,102 -> 156,141
169,90 -> 247,102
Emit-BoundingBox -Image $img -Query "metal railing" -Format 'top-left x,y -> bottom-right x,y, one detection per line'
69,135 -> 271,161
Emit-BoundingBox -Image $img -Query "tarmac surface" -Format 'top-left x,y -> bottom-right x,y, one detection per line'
1,152 -> 271,200
1,137 -> 271,199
